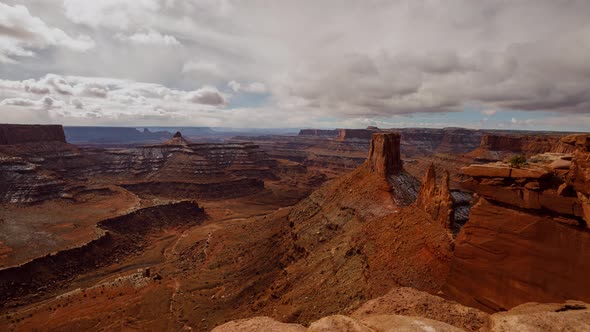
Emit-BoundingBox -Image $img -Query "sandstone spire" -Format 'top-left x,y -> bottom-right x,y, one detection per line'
367,133 -> 403,177
415,163 -> 454,230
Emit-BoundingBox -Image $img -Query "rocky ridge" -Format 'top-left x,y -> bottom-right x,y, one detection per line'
213,287 -> 590,331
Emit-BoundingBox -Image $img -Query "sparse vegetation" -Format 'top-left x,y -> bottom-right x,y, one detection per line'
509,154 -> 527,168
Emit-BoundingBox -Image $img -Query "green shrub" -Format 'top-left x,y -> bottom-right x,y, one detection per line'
509,154 -> 527,168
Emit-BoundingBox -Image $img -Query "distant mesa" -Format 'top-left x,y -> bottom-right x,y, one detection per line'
0,124 -> 66,145
298,129 -> 339,137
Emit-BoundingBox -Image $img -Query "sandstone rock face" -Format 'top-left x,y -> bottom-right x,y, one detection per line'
446,139 -> 590,312
367,133 -> 402,177
0,124 -> 66,145
213,314 -> 463,332
415,164 -> 454,231
212,297 -> 590,332
487,301 -> 590,332
212,317 -> 306,332
461,164 -> 550,179
352,287 -> 489,331
445,197 -> 590,312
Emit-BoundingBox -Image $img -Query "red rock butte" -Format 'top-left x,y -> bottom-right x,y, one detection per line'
367,133 -> 403,176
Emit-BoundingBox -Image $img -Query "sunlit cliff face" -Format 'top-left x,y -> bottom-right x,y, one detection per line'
1,0 -> 590,130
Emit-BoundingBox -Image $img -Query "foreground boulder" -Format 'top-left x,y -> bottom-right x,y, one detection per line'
213,287 -> 590,331
352,287 -> 488,331
213,314 -> 463,332
487,301 -> 590,331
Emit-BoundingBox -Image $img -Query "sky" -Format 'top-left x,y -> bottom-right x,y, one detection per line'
1,0 -> 590,131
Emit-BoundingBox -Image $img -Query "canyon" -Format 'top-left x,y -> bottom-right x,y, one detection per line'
0,124 -> 589,331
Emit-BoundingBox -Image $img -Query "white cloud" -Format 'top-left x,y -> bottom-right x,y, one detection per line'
182,60 -> 223,78
228,80 -> 267,94
184,86 -> 226,105
0,2 -> 95,63
115,30 -> 181,46
0,97 -> 36,107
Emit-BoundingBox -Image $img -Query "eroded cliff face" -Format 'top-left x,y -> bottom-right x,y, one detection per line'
444,134 -> 590,312
414,164 -> 454,231
0,124 -> 66,145
468,133 -> 575,161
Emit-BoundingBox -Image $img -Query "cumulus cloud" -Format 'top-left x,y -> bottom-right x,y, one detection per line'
184,86 -> 226,105
0,2 -> 95,63
115,30 -> 181,46
0,74 -> 228,124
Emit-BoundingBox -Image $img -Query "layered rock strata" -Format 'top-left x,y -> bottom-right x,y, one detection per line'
0,130 -> 273,203
444,134 -> 590,312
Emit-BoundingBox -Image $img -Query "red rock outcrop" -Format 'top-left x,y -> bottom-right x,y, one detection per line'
444,135 -> 590,313
0,124 -> 66,145
367,133 -> 402,177
415,164 -> 454,231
